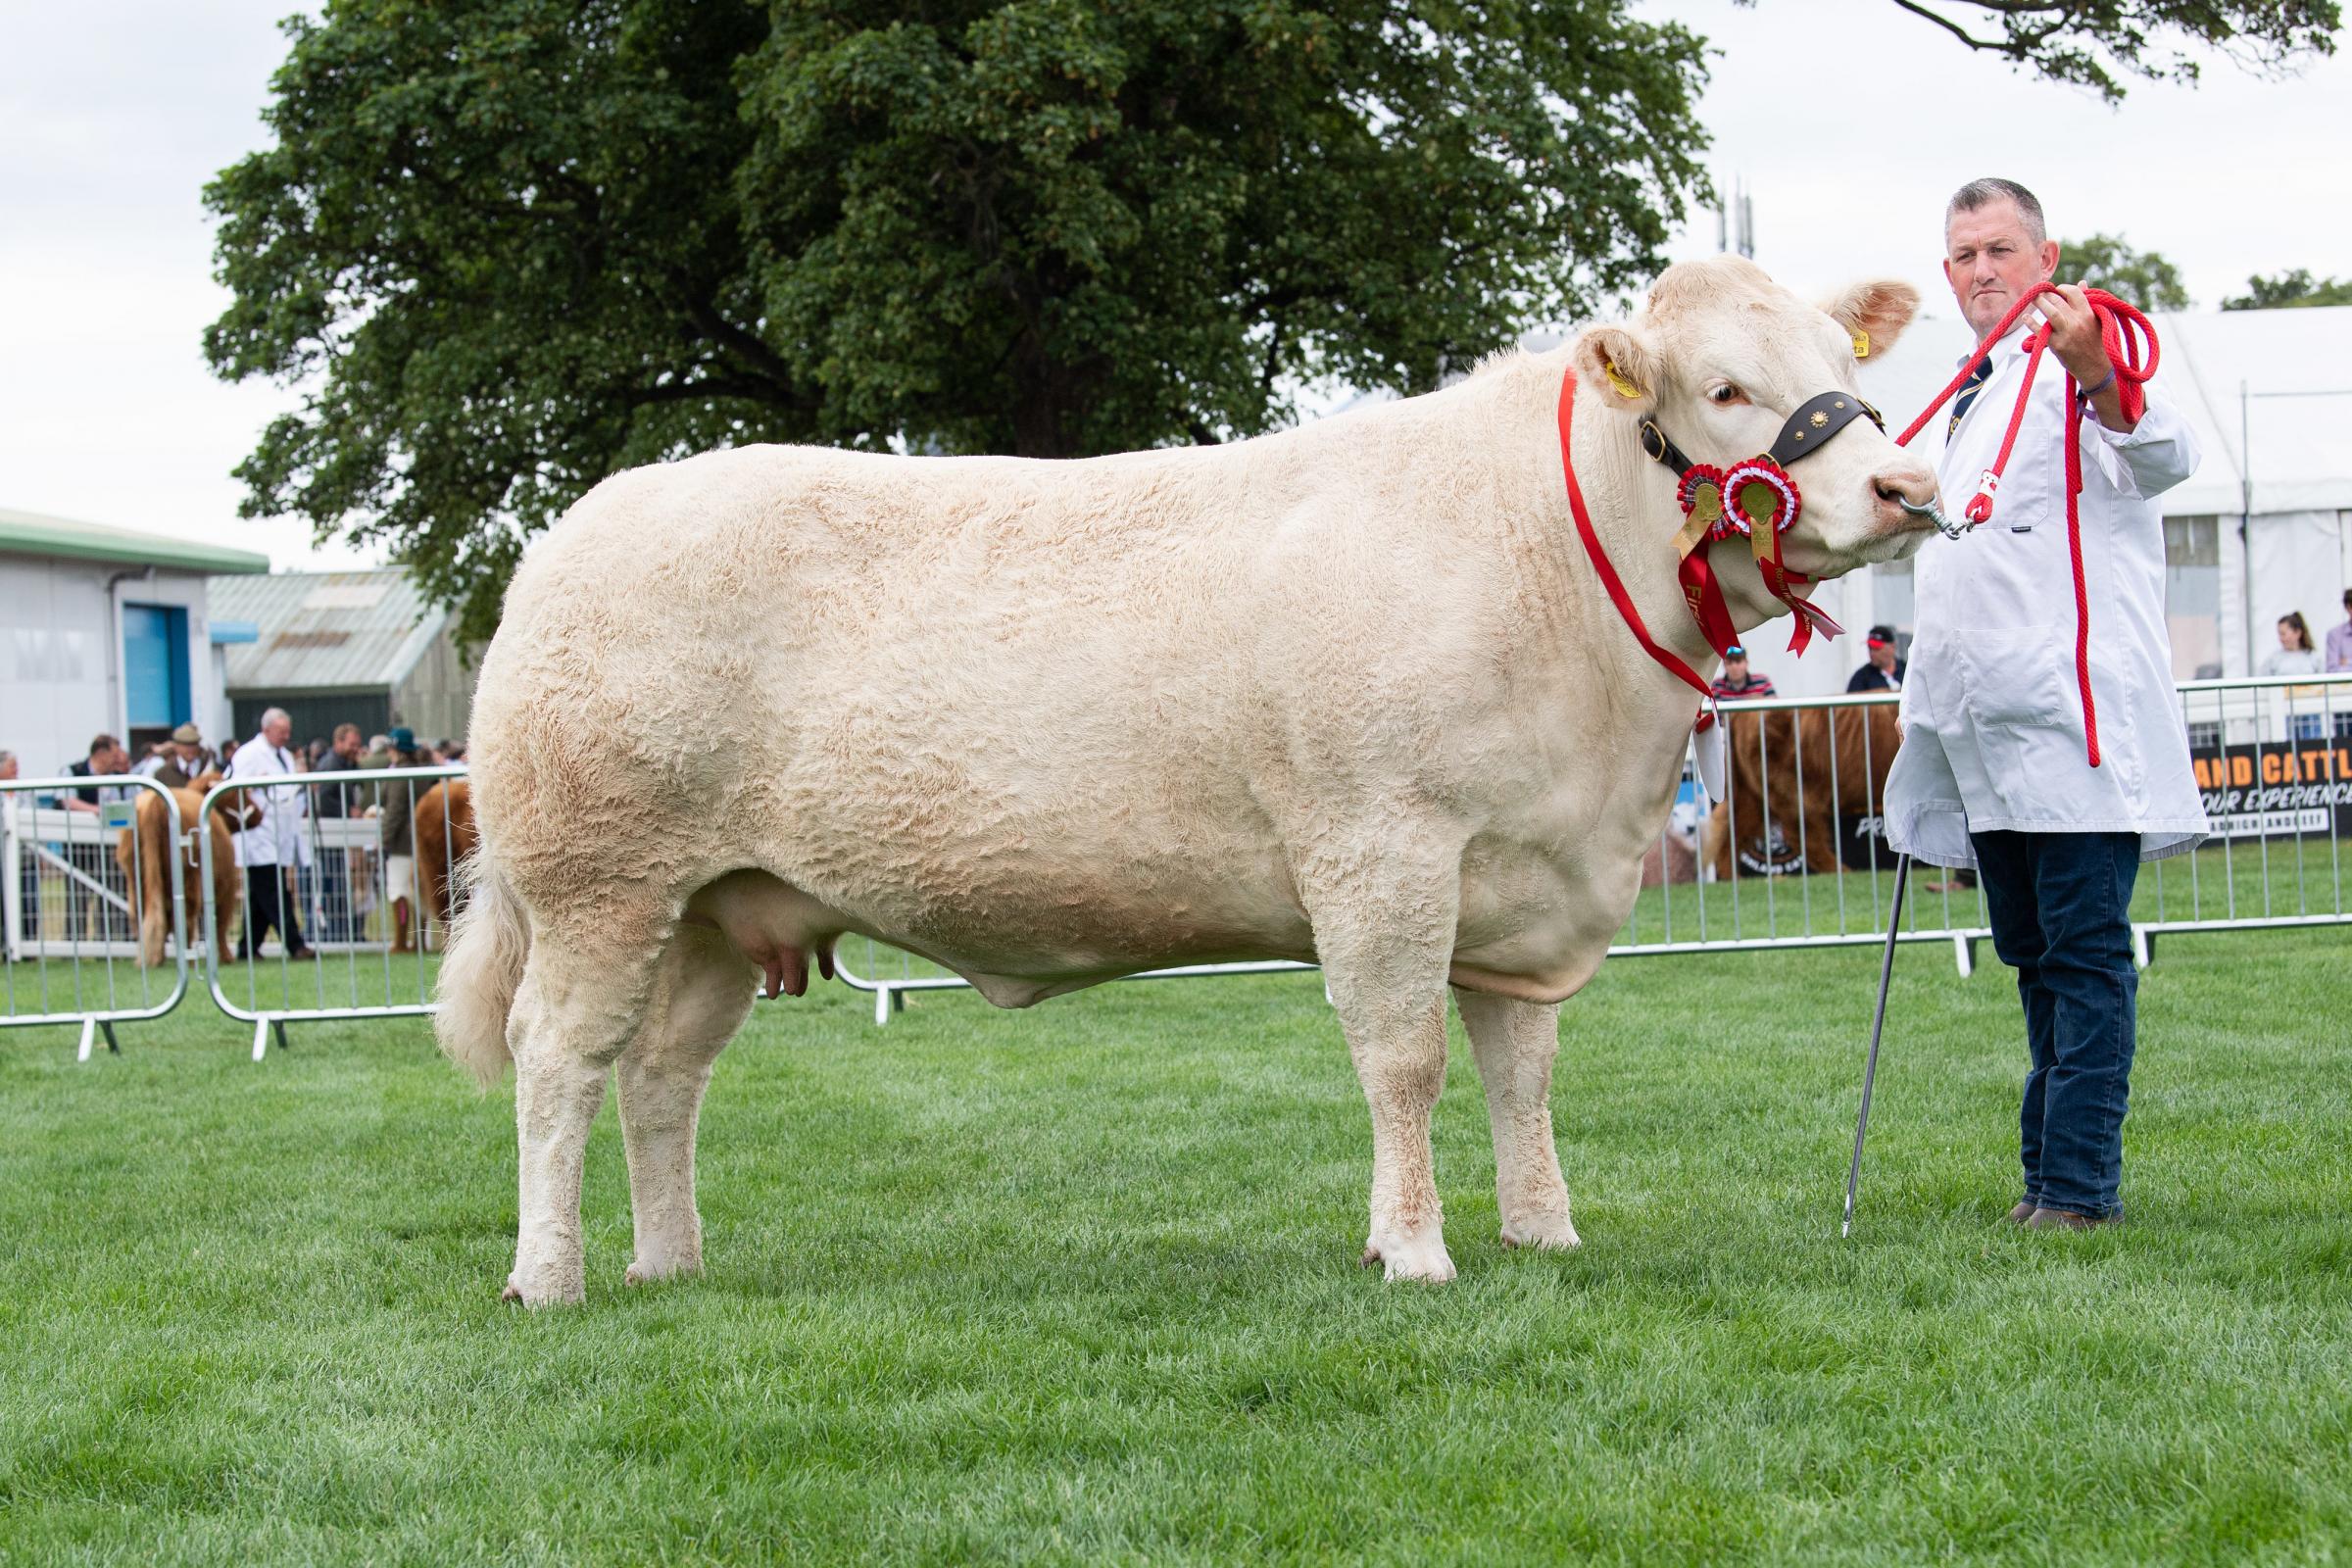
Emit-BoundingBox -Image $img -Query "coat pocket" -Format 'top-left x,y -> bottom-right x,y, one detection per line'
1951,622 -> 2082,814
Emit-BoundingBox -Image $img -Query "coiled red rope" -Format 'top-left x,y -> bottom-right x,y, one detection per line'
1892,283 -> 2160,767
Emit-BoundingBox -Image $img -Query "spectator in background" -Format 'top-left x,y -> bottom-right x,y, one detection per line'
226,708 -> 314,961
360,733 -> 394,770
371,727 -> 424,954
2262,612 -> 2327,742
138,723 -> 210,788
2328,589 -> 2352,738
60,734 -> 130,939
1708,645 -> 1777,701
0,750 -> 16,781
1847,625 -> 1907,693
440,740 -> 466,764
310,723 -> 367,941
2260,612 -> 2322,677
306,737 -> 329,770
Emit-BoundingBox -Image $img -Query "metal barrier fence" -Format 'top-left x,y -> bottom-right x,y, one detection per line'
836,672 -> 2352,1020
198,765 -> 471,1060
6,675 -> 2344,1046
2,775 -> 191,1058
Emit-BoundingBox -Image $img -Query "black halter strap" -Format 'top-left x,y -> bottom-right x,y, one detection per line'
1638,390 -> 1886,480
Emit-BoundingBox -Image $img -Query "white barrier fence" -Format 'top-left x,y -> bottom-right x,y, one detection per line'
6,673 -> 2345,1049
197,765 -> 471,1060
1,775 -> 192,1057
835,672 -> 2352,1020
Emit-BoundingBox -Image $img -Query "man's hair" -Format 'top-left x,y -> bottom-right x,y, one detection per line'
87,732 -> 120,759
262,707 -> 291,729
333,722 -> 362,743
1946,177 -> 2046,248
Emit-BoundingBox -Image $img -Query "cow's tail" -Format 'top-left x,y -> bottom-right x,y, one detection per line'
433,842 -> 530,1089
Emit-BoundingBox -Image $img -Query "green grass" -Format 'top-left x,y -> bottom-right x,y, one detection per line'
2,926 -> 2348,1564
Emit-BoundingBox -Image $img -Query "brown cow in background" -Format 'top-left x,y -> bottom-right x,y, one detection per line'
414,779 -> 476,951
1705,703 -> 1901,879
113,773 -> 243,967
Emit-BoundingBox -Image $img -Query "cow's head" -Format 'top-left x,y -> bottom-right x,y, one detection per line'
1571,256 -> 1938,586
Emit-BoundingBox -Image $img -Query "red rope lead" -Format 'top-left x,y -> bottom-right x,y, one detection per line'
1891,283 -> 2161,769
1557,369 -> 1717,730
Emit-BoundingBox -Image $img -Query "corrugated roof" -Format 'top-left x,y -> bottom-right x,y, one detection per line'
207,568 -> 448,694
0,506 -> 271,575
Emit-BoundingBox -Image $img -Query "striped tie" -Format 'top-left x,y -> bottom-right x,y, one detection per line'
1947,360 -> 1993,438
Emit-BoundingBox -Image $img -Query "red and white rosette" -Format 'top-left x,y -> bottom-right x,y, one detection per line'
1722,455 -> 1801,536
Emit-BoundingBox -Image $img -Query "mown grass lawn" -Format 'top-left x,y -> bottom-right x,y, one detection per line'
1,925 -> 2347,1565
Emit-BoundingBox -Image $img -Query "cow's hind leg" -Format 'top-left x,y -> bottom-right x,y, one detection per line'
1454,989 -> 1579,1251
505,915 -> 665,1306
618,923 -> 759,1287
1305,851 -> 1461,1283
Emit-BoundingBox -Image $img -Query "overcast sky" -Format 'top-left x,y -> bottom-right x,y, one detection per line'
2,0 -> 2345,573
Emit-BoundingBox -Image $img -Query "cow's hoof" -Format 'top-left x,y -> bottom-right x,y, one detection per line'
1499,1214 -> 1581,1251
1361,1232 -> 1456,1284
623,1258 -> 701,1287
501,1270 -> 584,1308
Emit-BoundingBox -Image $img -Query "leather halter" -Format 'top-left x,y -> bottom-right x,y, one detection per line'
1636,390 -> 1886,657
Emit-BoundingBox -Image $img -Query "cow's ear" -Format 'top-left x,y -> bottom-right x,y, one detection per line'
1821,279 -> 1921,361
1571,323 -> 1662,415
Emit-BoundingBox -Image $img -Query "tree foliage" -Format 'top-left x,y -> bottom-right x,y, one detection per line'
206,0 -> 1712,643
2222,270 -> 2352,311
1835,1 -> 2340,102
2053,233 -> 2191,312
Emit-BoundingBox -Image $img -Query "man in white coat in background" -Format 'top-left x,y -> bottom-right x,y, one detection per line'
226,707 -> 315,961
1885,177 -> 2206,1230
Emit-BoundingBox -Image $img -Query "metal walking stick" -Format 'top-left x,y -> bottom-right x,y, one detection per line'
1842,854 -> 1911,1238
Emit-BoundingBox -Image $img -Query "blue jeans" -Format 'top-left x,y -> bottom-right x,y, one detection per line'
1970,830 -> 2140,1220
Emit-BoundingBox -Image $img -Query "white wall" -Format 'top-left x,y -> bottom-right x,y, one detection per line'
0,553 -> 226,776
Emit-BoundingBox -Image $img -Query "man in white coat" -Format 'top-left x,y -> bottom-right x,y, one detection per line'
1885,177 -> 2206,1230
226,707 -> 315,961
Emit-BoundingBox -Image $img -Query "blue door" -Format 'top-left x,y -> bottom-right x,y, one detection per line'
122,604 -> 191,728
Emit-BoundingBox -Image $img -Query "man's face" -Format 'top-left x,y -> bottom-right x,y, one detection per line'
172,741 -> 201,765
1943,199 -> 2058,339
0,757 -> 17,781
1872,642 -> 1896,671
264,715 -> 292,748
335,731 -> 362,760
1725,656 -> 1749,683
97,745 -> 127,775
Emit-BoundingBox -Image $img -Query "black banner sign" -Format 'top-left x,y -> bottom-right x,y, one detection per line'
2190,738 -> 2352,839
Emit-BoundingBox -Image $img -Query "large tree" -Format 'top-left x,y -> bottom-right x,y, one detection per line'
210,1 -> 2341,642
2222,270 -> 2352,311
1827,1 -> 2341,101
206,0 -> 1713,643
2054,233 -> 2192,311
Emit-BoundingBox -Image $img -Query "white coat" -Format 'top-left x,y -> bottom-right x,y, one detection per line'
224,733 -> 310,869
1885,318 -> 2208,868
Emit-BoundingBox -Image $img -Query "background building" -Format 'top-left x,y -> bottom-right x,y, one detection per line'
1,507 -> 269,774
207,567 -> 476,747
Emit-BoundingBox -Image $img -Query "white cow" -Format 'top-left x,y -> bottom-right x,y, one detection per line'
438,255 -> 1936,1305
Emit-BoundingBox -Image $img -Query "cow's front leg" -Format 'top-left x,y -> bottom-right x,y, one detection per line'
1454,989 -> 1579,1251
1306,857 -> 1461,1284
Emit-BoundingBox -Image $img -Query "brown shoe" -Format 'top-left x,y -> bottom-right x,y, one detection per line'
2006,1201 -> 2037,1224
2026,1206 -> 2114,1231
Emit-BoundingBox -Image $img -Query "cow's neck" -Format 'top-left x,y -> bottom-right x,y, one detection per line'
1556,381 -> 1793,657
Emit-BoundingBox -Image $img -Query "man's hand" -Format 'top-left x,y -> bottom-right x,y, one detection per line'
2037,282 -> 2133,431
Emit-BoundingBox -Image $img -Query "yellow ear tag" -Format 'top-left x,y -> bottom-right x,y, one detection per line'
1851,330 -> 1871,360
1603,362 -> 1645,401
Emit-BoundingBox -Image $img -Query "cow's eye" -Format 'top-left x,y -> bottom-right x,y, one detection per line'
1707,383 -> 1746,406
